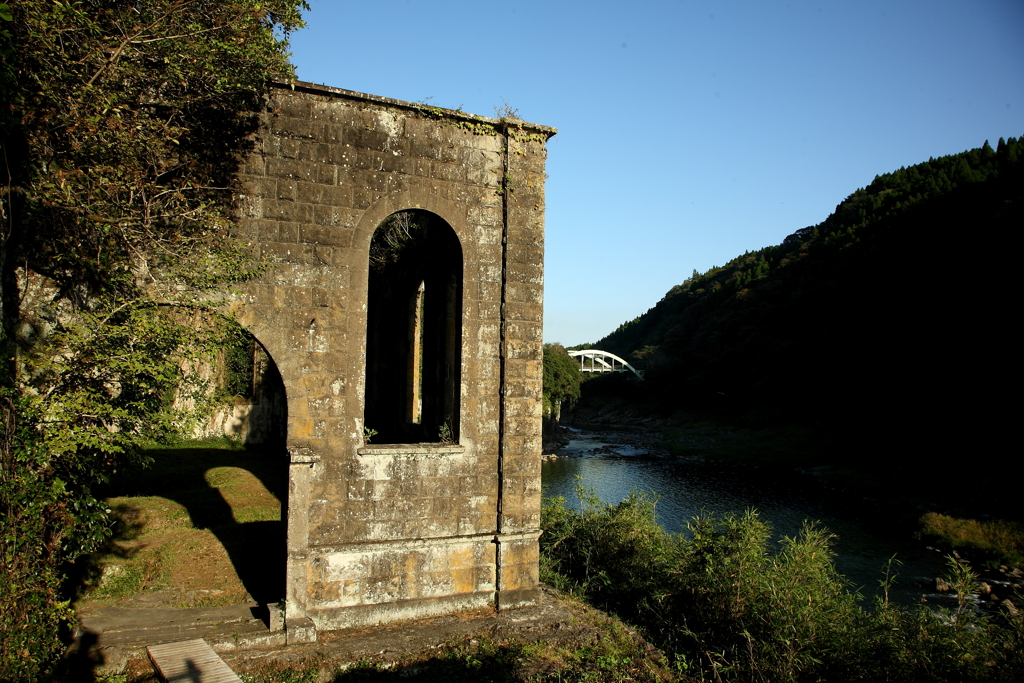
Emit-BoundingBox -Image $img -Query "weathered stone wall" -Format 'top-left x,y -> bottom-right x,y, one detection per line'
229,83 -> 553,640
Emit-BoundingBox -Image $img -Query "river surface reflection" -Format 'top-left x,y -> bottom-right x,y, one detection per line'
542,427 -> 946,605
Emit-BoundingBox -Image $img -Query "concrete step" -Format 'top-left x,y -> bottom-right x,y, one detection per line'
148,638 -> 242,683
79,603 -> 267,646
73,602 -> 287,675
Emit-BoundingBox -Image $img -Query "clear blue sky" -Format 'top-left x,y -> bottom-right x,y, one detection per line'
288,0 -> 1023,346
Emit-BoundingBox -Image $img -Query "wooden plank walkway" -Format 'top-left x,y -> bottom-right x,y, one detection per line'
147,639 -> 242,683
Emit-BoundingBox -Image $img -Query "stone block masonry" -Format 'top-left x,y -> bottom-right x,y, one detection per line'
230,82 -> 554,642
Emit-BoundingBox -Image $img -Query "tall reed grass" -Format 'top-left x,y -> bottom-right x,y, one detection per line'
541,490 -> 1024,682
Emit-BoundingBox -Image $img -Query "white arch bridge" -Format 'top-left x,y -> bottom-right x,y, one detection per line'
568,349 -> 644,380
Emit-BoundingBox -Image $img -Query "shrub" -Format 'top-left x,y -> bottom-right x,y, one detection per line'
541,490 -> 1024,682
919,512 -> 1024,567
0,395 -> 76,682
540,489 -> 673,611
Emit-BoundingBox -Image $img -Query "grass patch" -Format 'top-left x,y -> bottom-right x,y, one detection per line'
919,512 -> 1024,567
86,529 -> 171,602
204,465 -> 282,523
76,446 -> 285,609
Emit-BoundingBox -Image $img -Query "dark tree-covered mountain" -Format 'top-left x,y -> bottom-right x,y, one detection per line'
594,138 -> 1022,472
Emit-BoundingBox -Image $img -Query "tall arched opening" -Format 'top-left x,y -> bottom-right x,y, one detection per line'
76,323 -> 292,624
364,210 -> 463,444
215,329 -> 290,607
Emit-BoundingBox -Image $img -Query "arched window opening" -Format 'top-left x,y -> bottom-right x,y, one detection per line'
366,211 -> 462,444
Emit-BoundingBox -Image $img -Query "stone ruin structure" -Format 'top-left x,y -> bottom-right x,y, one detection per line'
229,82 -> 554,642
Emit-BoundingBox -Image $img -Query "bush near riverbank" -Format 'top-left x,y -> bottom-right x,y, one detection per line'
540,489 -> 1024,683
919,513 -> 1024,569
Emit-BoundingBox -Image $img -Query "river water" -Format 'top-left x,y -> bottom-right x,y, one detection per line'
541,427 -> 948,605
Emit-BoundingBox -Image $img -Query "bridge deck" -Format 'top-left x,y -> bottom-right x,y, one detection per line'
147,638 -> 242,683
568,349 -> 644,379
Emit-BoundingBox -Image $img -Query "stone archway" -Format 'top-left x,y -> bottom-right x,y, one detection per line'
202,328 -> 291,608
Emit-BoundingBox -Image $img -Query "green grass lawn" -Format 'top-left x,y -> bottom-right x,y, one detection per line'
76,442 -> 287,609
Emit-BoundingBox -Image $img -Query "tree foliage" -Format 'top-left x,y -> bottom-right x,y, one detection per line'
600,136 -> 1024,369
0,2 -> 306,679
542,343 -> 581,424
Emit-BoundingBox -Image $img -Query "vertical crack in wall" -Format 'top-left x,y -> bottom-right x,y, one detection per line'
495,124 -> 511,595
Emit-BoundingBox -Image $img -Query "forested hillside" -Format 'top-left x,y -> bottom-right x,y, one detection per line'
595,138 -> 1022,466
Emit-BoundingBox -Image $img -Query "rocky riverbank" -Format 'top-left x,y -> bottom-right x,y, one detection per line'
543,425 -> 673,460
541,425 -> 573,455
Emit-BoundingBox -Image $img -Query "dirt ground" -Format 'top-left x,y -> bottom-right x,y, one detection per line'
71,586 -> 669,682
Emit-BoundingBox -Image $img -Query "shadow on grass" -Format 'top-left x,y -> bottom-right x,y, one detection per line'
79,444 -> 288,606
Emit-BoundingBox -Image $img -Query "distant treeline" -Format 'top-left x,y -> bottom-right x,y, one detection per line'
593,137 -> 1022,470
